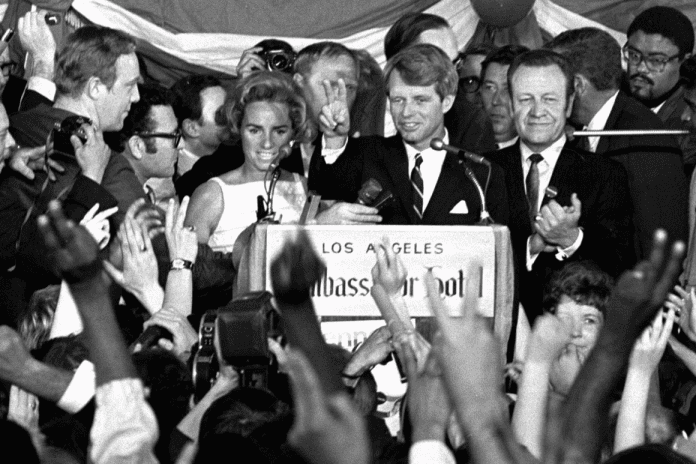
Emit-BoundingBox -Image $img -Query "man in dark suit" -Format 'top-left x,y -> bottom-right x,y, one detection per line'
487,50 -> 633,321
311,43 -> 508,226
548,27 -> 688,261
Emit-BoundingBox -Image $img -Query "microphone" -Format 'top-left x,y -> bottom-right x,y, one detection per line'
357,178 -> 383,205
262,144 -> 292,222
356,178 -> 394,212
430,138 -> 491,166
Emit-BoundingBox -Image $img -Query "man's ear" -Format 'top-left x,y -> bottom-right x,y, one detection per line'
293,73 -> 305,88
573,74 -> 587,97
86,76 -> 103,101
128,135 -> 144,160
441,93 -> 456,114
566,92 -> 576,119
182,118 -> 198,138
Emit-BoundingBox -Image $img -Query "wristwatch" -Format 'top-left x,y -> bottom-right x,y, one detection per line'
170,258 -> 194,271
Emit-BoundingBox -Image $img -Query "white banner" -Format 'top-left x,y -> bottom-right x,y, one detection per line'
265,225 -> 497,317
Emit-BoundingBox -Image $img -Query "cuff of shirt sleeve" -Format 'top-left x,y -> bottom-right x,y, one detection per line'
320,134 -> 348,165
57,360 -> 96,413
409,440 -> 456,464
555,228 -> 584,261
27,76 -> 57,101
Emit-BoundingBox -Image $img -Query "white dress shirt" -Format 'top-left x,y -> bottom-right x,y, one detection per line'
585,90 -> 619,152
521,135 -> 584,269
321,131 -> 449,211
497,136 -> 519,150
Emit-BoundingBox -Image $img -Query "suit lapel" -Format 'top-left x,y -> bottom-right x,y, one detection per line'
385,137 -> 418,224
596,92 -> 626,154
423,153 -> 462,221
546,146 -> 581,207
506,143 -> 533,235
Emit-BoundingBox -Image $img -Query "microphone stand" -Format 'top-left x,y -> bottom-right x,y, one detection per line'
461,161 -> 493,225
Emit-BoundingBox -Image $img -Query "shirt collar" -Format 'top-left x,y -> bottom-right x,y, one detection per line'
587,90 -> 619,131
520,134 -> 566,165
404,130 -> 450,163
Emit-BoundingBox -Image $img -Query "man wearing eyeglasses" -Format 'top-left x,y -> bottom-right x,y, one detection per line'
624,6 -> 696,176
112,84 -> 180,206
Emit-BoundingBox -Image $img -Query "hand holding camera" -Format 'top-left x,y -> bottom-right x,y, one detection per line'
65,118 -> 110,184
236,41 -> 297,79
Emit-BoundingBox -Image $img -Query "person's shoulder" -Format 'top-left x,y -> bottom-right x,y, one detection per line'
10,105 -> 75,147
612,91 -> 668,130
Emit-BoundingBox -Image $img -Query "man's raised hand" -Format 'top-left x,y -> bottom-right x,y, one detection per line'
319,78 -> 351,140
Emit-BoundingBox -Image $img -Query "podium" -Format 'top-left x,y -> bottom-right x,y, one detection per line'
235,224 -> 515,359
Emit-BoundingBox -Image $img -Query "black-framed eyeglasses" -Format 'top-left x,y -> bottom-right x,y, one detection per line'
134,129 -> 182,147
459,76 -> 481,94
622,44 -> 681,73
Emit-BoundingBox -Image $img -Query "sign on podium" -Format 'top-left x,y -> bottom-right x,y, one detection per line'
237,224 -> 515,351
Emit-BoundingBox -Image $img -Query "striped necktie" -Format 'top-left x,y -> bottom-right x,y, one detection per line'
411,153 -> 424,220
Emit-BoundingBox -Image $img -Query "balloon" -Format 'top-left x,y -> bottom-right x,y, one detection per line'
471,0 -> 535,28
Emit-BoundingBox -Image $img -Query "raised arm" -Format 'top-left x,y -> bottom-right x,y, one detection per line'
512,314 -> 571,459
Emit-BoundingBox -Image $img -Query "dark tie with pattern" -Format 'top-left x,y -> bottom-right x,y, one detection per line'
411,153 -> 424,220
526,153 -> 544,223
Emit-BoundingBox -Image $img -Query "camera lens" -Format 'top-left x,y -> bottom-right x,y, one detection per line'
270,54 -> 289,71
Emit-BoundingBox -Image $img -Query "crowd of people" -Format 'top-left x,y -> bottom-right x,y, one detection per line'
1,3 -> 696,463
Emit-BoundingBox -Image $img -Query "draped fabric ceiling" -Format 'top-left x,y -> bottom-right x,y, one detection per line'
2,0 -> 696,86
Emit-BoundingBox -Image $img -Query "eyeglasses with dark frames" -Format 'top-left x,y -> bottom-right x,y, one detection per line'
134,129 -> 182,147
622,45 -> 681,73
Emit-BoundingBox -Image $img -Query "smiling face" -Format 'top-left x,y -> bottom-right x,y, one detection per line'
549,295 -> 604,394
387,70 -> 454,151
241,101 -> 293,175
481,62 -> 515,143
511,63 -> 572,153
627,31 -> 684,103
98,52 -> 141,131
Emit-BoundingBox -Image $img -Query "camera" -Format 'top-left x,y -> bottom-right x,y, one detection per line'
259,48 -> 296,73
192,291 -> 283,401
49,115 -> 91,158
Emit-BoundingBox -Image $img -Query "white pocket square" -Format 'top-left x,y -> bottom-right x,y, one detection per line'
449,200 -> 469,214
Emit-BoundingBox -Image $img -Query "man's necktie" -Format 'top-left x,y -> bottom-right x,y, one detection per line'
526,153 -> 544,223
411,153 -> 424,220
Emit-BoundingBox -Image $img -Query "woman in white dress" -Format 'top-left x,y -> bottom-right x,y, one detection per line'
185,71 -> 312,252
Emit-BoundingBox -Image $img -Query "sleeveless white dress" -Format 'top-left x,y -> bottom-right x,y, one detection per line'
207,173 -> 306,252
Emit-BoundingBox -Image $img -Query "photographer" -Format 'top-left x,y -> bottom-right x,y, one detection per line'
236,39 -> 297,79
0,25 -> 145,325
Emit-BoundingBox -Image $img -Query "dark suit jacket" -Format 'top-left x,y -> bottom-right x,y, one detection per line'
445,85 -> 497,154
312,134 -> 509,226
488,142 -> 634,320
595,91 -> 688,259
655,84 -> 696,176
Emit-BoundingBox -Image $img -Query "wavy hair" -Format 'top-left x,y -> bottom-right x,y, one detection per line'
225,71 -> 312,143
